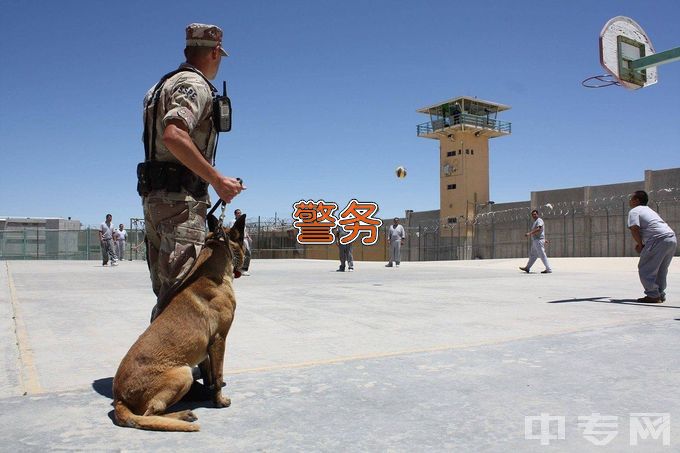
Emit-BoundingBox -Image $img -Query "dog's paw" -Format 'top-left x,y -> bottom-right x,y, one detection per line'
165,409 -> 199,422
180,410 -> 198,422
214,394 -> 231,408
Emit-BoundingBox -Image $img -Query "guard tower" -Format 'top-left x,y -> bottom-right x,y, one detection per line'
416,96 -> 511,240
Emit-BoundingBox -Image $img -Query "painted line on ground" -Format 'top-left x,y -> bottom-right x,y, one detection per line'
6,262 -> 42,394
225,317 -> 670,376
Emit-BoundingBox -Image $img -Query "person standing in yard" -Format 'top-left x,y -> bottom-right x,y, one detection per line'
628,190 -> 677,303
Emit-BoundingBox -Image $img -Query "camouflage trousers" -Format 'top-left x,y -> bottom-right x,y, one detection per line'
143,195 -> 209,320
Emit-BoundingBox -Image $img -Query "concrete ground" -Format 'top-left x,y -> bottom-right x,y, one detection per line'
1,257 -> 679,452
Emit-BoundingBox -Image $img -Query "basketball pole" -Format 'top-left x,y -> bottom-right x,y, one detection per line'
630,46 -> 680,71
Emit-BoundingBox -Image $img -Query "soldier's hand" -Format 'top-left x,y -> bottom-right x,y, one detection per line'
212,176 -> 246,203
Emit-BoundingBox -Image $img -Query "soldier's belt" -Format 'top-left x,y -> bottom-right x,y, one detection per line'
137,161 -> 208,198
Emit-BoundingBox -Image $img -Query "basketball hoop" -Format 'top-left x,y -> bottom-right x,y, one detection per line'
581,74 -> 621,88
585,16 -> 680,90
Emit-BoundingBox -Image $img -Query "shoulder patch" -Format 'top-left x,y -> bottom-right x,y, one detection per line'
177,85 -> 197,101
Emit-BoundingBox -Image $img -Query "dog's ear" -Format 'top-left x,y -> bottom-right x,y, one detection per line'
229,214 -> 246,243
207,214 -> 219,233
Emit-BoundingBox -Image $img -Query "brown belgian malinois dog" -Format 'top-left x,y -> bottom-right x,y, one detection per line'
112,215 -> 246,431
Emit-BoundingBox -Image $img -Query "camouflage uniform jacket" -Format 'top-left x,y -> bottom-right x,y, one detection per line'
142,63 -> 217,202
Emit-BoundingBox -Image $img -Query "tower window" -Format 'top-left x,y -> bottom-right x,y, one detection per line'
465,149 -> 470,155
447,151 -> 455,157
471,149 -> 474,155
447,217 -> 457,224
447,184 -> 457,190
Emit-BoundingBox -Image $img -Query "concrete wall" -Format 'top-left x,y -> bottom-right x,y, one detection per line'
475,200 -> 531,259
405,167 -> 680,260
299,167 -> 679,262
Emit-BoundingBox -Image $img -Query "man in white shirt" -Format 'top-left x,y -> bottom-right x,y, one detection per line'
628,190 -> 677,303
99,214 -> 118,266
519,209 -> 552,274
386,217 -> 406,268
114,224 -> 127,262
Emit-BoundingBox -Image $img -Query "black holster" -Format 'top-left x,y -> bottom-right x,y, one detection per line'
137,161 -> 208,198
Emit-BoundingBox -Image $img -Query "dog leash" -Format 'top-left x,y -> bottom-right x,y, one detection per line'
206,178 -> 243,229
207,199 -> 227,224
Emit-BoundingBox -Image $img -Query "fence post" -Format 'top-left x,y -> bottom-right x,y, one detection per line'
449,226 -> 453,260
457,221 -> 461,259
586,209 -> 591,257
563,213 -> 567,258
491,216 -> 496,259
606,207 -> 610,257
257,216 -> 261,258
622,200 -> 627,256
385,224 -> 389,261
418,225 -> 421,261
526,218 -> 531,257
128,219 -> 132,261
571,203 -> 576,257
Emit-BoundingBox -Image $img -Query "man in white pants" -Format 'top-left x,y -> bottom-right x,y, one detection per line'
386,217 -> 405,268
114,224 -> 127,261
520,209 -> 552,274
628,190 -> 676,303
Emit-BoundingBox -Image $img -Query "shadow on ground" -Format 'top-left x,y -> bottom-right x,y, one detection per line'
92,376 -> 218,426
547,296 -> 679,309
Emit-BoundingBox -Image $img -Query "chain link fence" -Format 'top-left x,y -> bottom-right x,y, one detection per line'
2,192 -> 678,261
0,227 -> 147,261
0,216 -> 301,261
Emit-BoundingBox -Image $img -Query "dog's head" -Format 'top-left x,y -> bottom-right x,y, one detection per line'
167,214 -> 247,304
205,213 -> 247,279
225,214 -> 246,278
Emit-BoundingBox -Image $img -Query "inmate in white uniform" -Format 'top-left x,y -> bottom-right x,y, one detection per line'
628,205 -> 676,298
387,223 -> 405,266
525,217 -> 551,272
100,221 -> 118,265
115,228 -> 127,261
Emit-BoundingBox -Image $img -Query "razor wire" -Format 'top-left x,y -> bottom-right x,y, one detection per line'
473,187 -> 680,225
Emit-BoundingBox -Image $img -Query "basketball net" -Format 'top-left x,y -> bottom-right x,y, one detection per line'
581,74 -> 621,88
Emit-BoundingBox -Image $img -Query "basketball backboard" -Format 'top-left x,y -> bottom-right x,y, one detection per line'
599,16 -> 657,89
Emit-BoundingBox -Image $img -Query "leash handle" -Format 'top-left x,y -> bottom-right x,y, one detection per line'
206,177 -> 243,218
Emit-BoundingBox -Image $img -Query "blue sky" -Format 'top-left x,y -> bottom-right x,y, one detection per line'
1,1 -> 679,227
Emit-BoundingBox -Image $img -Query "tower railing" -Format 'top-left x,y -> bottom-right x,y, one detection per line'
417,113 -> 512,136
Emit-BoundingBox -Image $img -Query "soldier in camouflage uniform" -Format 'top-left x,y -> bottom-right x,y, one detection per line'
142,23 -> 243,320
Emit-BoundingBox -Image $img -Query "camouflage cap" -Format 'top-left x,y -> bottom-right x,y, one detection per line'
186,23 -> 229,56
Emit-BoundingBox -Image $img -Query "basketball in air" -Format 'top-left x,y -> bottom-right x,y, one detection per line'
395,166 -> 407,179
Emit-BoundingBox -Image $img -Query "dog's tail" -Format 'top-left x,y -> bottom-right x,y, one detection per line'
113,400 -> 199,432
